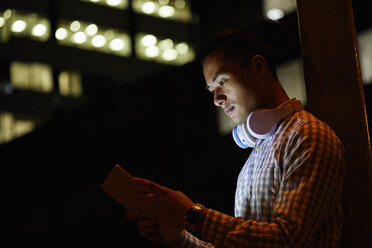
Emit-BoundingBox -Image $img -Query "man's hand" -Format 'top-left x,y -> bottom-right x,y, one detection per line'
133,177 -> 195,241
126,210 -> 164,244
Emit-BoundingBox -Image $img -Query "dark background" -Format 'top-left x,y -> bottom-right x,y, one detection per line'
1,0 -> 371,247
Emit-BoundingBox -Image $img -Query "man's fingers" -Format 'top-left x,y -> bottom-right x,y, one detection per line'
133,177 -> 169,194
137,219 -> 164,244
138,219 -> 158,236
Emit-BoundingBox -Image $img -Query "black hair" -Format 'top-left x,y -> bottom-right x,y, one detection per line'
201,27 -> 278,79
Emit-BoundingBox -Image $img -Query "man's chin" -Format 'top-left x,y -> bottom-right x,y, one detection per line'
231,114 -> 249,125
232,117 -> 245,126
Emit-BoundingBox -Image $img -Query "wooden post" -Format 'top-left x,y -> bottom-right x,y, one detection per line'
296,0 -> 372,247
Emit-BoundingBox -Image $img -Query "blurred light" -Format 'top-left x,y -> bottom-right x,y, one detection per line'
59,71 -> 82,97
176,42 -> 189,54
106,0 -> 121,6
0,82 -> 14,95
0,112 -> 15,143
59,71 -> 70,96
175,0 -> 186,9
142,2 -> 156,14
85,23 -> 98,36
162,49 -> 177,61
277,58 -> 307,105
109,38 -> 124,51
92,34 -> 106,47
158,6 -> 174,17
104,29 -> 115,40
15,119 -> 35,138
70,21 -> 81,32
0,17 -> 4,28
145,46 -> 159,57
141,34 -> 157,46
3,84 -> 14,95
10,61 -> 53,93
267,8 -> 284,21
11,20 -> 27,33
55,28 -> 68,40
4,9 -> 12,19
90,0 -> 100,2
72,31 -> 87,44
357,29 -> 372,84
263,0 -> 296,18
31,23 -> 47,37
54,19 -> 130,57
159,0 -> 169,5
158,39 -> 173,50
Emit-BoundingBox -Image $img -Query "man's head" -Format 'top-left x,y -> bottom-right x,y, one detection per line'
201,28 -> 277,79
202,27 -> 286,125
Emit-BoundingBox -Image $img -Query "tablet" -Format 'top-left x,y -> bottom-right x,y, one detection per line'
101,164 -> 155,218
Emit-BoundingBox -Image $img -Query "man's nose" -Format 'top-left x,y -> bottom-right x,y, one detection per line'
213,89 -> 226,107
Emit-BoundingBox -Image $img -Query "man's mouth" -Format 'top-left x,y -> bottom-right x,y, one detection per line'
224,106 -> 234,116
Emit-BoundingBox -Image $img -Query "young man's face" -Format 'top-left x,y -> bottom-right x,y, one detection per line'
203,51 -> 260,125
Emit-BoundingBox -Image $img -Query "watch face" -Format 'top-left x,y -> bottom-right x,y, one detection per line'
186,210 -> 199,224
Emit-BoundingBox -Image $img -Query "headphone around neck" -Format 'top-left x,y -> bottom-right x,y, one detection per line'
232,99 -> 303,149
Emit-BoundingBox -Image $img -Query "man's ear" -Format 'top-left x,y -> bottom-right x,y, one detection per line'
250,55 -> 268,79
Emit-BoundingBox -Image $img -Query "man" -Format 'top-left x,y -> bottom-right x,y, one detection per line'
126,28 -> 345,247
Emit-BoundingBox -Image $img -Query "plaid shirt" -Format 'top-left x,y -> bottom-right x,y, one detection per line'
178,101 -> 345,247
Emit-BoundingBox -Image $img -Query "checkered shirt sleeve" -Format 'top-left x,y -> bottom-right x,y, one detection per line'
176,230 -> 215,248
179,111 -> 344,248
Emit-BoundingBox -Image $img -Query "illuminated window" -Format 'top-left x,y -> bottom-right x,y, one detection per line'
136,33 -> 195,65
276,58 -> 307,105
357,28 -> 372,85
56,19 -> 131,57
263,0 -> 296,21
10,61 -> 53,93
132,0 -> 192,23
0,112 -> 35,145
59,71 -> 83,97
0,9 -> 51,42
79,0 -> 129,10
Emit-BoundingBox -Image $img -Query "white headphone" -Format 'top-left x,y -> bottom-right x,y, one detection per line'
232,99 -> 303,148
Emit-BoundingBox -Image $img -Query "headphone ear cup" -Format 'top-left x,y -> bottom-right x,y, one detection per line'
232,99 -> 303,148
232,124 -> 256,148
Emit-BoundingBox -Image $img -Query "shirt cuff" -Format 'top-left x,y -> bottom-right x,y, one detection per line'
201,208 -> 232,246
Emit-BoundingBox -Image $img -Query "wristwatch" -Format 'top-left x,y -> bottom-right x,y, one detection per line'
185,203 -> 204,225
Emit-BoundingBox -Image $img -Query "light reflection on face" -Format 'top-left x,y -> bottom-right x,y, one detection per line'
203,51 -> 260,125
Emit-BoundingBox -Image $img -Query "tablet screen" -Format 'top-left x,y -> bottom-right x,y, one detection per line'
101,165 -> 155,218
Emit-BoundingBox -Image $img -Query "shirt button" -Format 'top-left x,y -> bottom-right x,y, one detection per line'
256,146 -> 261,151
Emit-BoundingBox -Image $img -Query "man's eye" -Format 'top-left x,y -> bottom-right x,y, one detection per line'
218,80 -> 226,86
